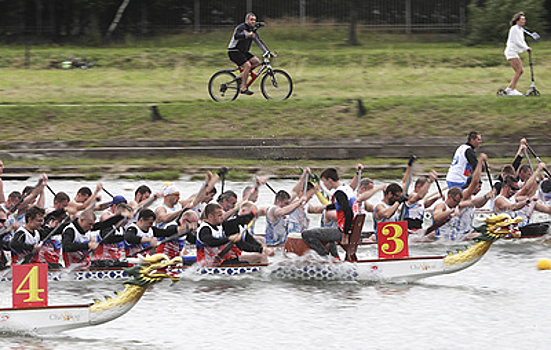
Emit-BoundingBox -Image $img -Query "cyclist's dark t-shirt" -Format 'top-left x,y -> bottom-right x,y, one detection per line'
227,22 -> 268,53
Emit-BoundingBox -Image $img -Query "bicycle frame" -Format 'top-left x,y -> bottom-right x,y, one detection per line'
232,53 -> 273,88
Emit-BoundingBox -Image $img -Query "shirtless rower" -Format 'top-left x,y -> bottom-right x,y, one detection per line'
128,185 -> 152,211
65,184 -> 103,217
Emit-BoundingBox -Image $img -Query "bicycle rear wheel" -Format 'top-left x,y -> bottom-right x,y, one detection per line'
260,69 -> 293,101
208,71 -> 240,102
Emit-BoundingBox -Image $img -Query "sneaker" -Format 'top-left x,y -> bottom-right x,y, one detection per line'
508,89 -> 523,96
240,89 -> 254,95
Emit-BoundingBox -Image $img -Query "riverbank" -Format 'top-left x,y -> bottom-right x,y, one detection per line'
1,137 -> 547,181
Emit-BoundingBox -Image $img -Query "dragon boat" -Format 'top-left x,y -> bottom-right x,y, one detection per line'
0,214 -> 522,284
0,254 -> 181,334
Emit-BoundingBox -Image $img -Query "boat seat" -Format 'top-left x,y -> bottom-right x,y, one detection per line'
340,214 -> 366,262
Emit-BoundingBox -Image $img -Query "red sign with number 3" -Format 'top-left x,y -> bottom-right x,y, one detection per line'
377,221 -> 409,259
12,263 -> 48,308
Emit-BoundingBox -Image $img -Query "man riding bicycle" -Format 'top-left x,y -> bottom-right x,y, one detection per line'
227,12 -> 274,96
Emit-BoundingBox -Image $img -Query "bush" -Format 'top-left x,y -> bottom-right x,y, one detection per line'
466,0 -> 546,45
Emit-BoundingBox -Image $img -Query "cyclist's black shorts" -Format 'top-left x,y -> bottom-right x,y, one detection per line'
228,50 -> 254,66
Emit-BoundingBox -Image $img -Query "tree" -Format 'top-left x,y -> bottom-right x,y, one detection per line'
466,0 -> 546,45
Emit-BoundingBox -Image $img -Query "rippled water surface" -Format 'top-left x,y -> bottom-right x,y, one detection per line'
1,179 -> 550,349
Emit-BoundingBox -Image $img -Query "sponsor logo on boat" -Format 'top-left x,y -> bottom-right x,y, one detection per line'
0,314 -> 9,322
410,263 -> 437,271
49,312 -> 81,322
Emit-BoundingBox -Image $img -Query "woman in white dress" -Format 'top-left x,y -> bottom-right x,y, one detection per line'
504,12 -> 531,96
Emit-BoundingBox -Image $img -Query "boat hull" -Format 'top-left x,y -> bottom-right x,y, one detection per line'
0,304 -> 93,333
0,256 -> 482,283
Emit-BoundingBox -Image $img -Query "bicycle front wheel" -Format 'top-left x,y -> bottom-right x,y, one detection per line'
208,71 -> 240,102
261,69 -> 293,101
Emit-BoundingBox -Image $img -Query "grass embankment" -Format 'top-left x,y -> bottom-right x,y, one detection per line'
0,27 -> 549,179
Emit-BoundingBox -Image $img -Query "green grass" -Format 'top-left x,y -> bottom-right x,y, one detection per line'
0,26 -> 549,177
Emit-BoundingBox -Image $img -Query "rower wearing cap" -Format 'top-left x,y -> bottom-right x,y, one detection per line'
155,182 -> 186,229
99,195 -> 127,221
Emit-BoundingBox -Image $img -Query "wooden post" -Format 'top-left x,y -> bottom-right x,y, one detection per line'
194,0 -> 200,33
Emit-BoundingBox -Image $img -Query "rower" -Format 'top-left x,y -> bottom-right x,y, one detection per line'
9,206 -> 45,264
0,208 -> 11,270
155,183 -> 186,229
373,183 -> 406,238
300,167 -> 358,259
65,184 -> 102,217
155,210 -> 198,259
128,185 -> 152,211
124,209 -> 189,258
433,153 -> 488,240
91,203 -> 133,268
196,203 -> 272,266
99,195 -> 127,221
445,131 -> 482,189
37,208 -> 68,269
61,210 -> 99,269
266,168 -> 312,246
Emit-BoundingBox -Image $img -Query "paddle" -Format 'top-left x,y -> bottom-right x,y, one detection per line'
399,155 -> 416,220
215,219 -> 254,264
435,178 -> 444,199
524,150 -> 534,172
218,167 -> 229,194
483,160 -> 494,191
126,227 -> 193,259
102,187 -> 115,198
46,184 -> 56,196
356,168 -> 362,196
265,182 -> 277,195
526,143 -> 551,178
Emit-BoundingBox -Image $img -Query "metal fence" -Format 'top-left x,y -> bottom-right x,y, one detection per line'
0,0 -> 467,39
185,0 -> 466,33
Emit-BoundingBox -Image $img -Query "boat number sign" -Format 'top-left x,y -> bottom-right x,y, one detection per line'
12,263 -> 48,308
377,221 -> 409,259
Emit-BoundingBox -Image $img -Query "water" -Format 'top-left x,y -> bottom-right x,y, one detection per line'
1,179 -> 551,349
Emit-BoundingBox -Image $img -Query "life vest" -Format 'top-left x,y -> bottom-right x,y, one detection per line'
11,227 -> 40,264
62,222 -> 92,269
93,225 -> 124,261
196,222 -> 239,266
124,222 -> 154,257
155,222 -> 182,259
446,144 -> 473,184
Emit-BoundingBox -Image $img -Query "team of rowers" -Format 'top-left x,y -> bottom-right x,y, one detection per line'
0,131 -> 550,270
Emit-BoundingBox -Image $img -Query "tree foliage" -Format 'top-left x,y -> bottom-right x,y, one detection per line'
466,0 -> 547,45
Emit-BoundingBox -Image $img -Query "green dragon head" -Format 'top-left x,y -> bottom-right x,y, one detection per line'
474,214 -> 522,242
124,254 -> 182,287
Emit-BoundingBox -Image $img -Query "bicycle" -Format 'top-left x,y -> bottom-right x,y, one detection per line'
208,51 -> 293,102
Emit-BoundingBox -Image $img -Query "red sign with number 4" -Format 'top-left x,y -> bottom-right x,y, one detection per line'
377,221 -> 409,259
12,263 -> 48,308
